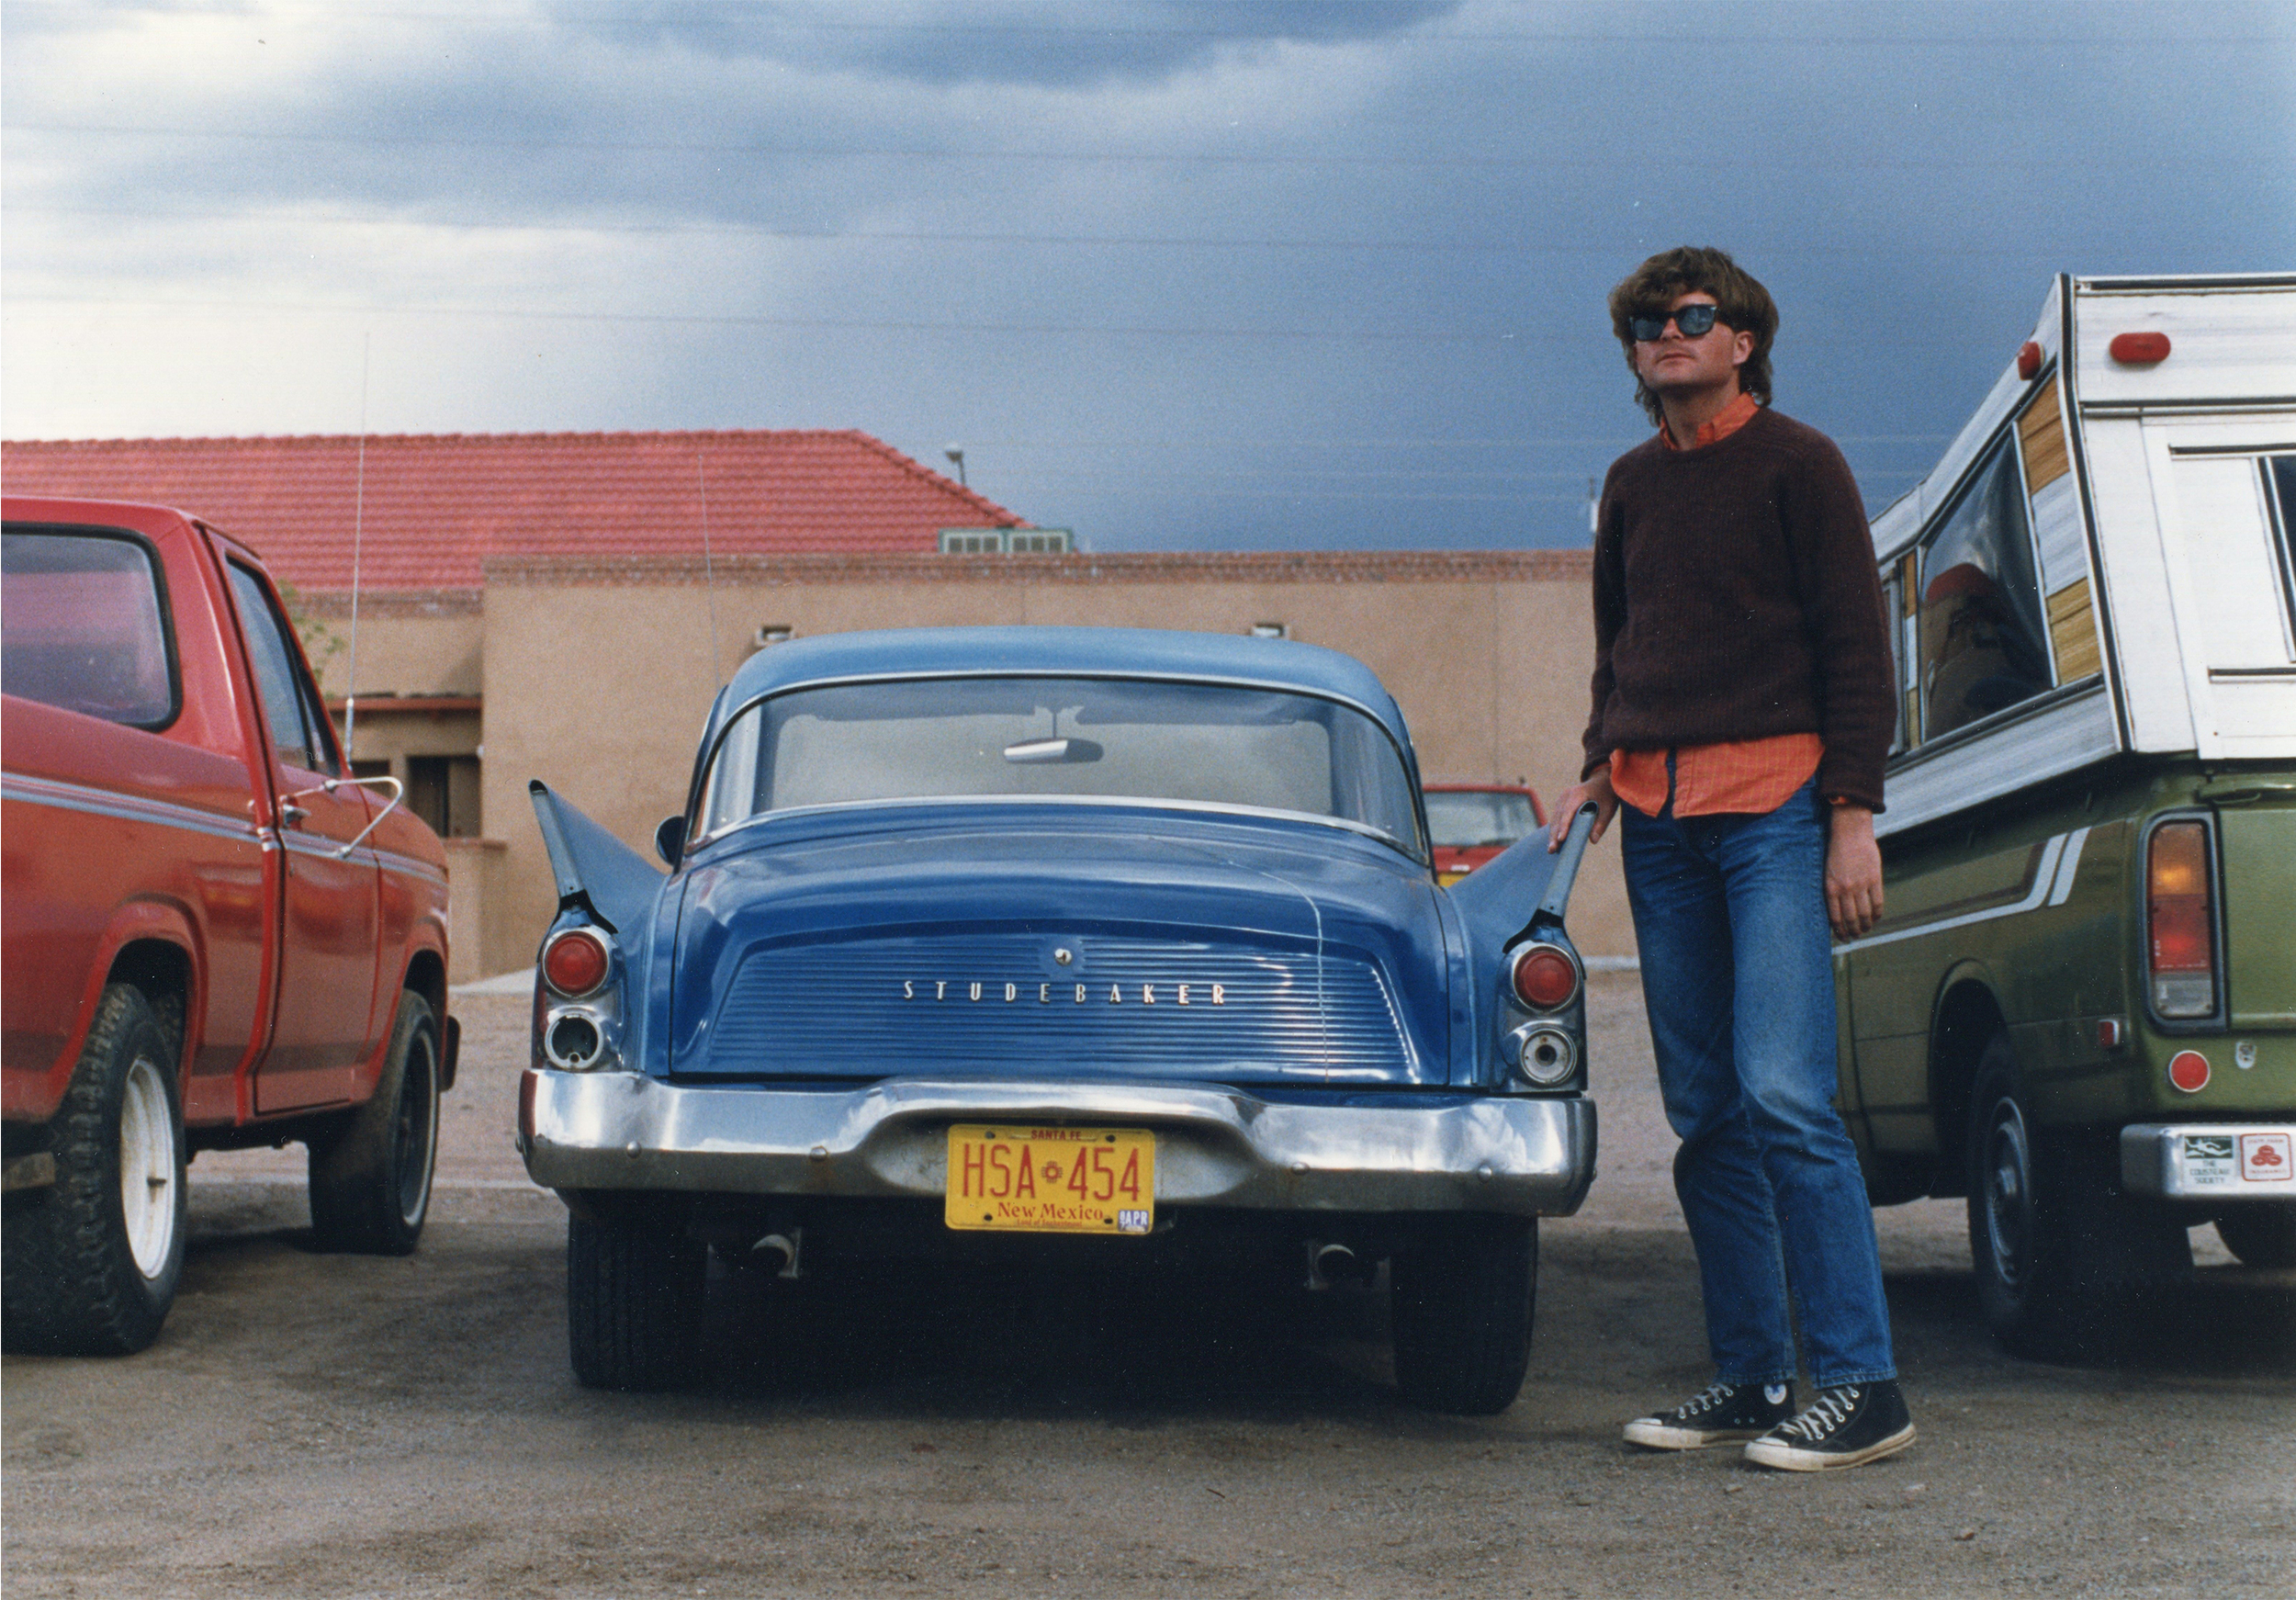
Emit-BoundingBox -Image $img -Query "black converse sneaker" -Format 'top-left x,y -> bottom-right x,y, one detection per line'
1622,1380 -> 1796,1450
1743,1380 -> 1915,1471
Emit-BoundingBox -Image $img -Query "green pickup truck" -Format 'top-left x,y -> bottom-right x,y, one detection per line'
1838,273 -> 2295,1354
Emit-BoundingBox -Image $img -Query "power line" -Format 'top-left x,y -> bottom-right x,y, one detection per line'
4,121 -> 2268,176
0,2 -> 2270,48
1,291 -> 1570,344
0,202 -> 2115,260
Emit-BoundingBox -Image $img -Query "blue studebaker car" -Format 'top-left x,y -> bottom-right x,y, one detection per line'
517,627 -> 1599,1413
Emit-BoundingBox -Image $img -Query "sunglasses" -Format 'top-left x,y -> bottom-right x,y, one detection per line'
1629,303 -> 1725,342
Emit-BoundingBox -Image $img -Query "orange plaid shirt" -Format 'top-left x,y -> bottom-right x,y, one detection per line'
1609,391 -> 1829,818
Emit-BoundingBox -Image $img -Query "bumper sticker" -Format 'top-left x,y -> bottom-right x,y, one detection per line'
2240,1132 -> 2291,1183
2181,1134 -> 2237,1189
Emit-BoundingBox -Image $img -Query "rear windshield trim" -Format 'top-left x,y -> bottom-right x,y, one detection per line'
693,791 -> 1425,862
689,670 -> 1424,862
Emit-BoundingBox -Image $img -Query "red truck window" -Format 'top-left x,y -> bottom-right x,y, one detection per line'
0,529 -> 179,728
225,560 -> 341,777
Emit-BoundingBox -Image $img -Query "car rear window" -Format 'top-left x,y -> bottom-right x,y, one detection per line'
701,675 -> 1424,858
1424,789 -> 1536,850
0,528 -> 177,728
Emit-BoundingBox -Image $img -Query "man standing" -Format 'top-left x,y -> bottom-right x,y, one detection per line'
1548,247 -> 1912,1470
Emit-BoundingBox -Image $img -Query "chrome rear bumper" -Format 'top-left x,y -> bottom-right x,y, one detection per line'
2120,1123 -> 2296,1200
519,1069 -> 1597,1217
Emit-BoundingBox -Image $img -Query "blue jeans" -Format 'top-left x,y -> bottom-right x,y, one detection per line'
1619,779 -> 1897,1389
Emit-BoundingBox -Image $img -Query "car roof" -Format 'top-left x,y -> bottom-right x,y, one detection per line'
712,625 -> 1412,741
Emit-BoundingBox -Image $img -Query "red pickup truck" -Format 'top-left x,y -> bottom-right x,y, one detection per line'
2,496 -> 454,1355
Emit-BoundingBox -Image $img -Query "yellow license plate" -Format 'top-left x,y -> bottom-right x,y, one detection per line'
944,1124 -> 1155,1234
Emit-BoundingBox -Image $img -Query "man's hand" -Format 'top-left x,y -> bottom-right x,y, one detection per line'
1547,769 -> 1620,851
1826,803 -> 1885,941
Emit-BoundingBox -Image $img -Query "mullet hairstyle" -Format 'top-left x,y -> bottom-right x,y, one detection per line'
1607,246 -> 1780,426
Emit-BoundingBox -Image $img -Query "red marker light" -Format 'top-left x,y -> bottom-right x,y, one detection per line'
1511,945 -> 1580,1009
2017,341 -> 2043,379
2167,1050 -> 2210,1094
543,929 -> 611,997
2109,331 -> 2171,365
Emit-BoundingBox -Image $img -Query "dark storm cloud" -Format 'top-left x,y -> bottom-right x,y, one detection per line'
4,0 -> 2292,549
541,1 -> 1463,88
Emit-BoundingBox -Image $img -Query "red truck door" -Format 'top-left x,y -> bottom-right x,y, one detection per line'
219,559 -> 385,1113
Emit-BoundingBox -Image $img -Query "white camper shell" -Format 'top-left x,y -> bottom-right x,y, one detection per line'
1869,273 -> 2296,837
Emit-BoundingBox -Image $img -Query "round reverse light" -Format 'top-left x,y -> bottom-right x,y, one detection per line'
1513,1025 -> 1578,1087
546,1013 -> 602,1069
2167,1050 -> 2210,1094
1511,944 -> 1580,1010
542,929 -> 611,997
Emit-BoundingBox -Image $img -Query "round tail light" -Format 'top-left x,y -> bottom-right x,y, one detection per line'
1511,943 -> 1580,1010
2167,1050 -> 2210,1094
542,929 -> 611,997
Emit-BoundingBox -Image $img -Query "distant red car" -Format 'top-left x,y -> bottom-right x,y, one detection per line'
1424,783 -> 1546,885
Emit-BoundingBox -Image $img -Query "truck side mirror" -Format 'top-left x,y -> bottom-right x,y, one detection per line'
654,814 -> 688,869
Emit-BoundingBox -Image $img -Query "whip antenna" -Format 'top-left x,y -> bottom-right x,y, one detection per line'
344,333 -> 370,760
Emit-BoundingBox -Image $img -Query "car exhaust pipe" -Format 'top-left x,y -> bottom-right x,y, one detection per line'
1308,1241 -> 1374,1290
749,1230 -> 802,1279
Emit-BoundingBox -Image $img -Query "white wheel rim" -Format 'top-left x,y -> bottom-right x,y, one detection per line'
394,1031 -> 439,1229
118,1054 -> 179,1279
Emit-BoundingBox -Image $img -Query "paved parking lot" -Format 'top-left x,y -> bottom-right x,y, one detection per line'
5,976 -> 2291,1598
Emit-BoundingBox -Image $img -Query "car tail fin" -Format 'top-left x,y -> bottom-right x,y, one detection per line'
528,780 -> 664,936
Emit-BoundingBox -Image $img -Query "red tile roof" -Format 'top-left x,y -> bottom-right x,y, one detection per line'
0,431 -> 1025,592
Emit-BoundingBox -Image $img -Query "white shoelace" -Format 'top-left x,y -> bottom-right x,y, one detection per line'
1781,1386 -> 1861,1440
1673,1382 -> 1736,1419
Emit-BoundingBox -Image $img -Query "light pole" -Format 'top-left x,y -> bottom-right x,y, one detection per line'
944,445 -> 967,488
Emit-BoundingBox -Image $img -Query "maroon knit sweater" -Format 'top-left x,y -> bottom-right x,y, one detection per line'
1581,405 -> 1895,812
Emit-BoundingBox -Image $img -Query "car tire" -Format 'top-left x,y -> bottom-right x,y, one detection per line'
1966,1034 -> 2189,1357
1,984 -> 187,1356
307,991 -> 441,1256
2215,1204 -> 2296,1268
1389,1213 -> 1536,1415
567,1208 -> 706,1391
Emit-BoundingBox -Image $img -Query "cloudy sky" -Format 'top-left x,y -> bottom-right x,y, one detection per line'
5,1 -> 2291,550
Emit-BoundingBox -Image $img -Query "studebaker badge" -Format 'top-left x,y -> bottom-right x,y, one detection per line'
902,979 -> 1225,1005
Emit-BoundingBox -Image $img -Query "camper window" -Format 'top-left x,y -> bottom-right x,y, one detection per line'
1916,437 -> 2054,744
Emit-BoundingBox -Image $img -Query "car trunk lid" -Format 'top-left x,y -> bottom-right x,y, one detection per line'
667,807 -> 1447,1087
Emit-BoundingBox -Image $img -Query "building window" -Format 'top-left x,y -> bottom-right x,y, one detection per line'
939,528 -> 1073,555
1250,622 -> 1288,639
407,754 -> 482,838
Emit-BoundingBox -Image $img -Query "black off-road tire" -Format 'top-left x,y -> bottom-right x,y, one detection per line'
567,1208 -> 706,1391
2216,1204 -> 2296,1268
1390,1213 -> 1537,1415
1967,1035 -> 2189,1358
1,984 -> 187,1356
308,991 -> 440,1256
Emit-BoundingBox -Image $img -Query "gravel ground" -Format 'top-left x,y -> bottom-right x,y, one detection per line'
4,974 -> 2291,1598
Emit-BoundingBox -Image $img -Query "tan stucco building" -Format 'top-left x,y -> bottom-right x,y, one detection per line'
5,434 -> 1629,980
